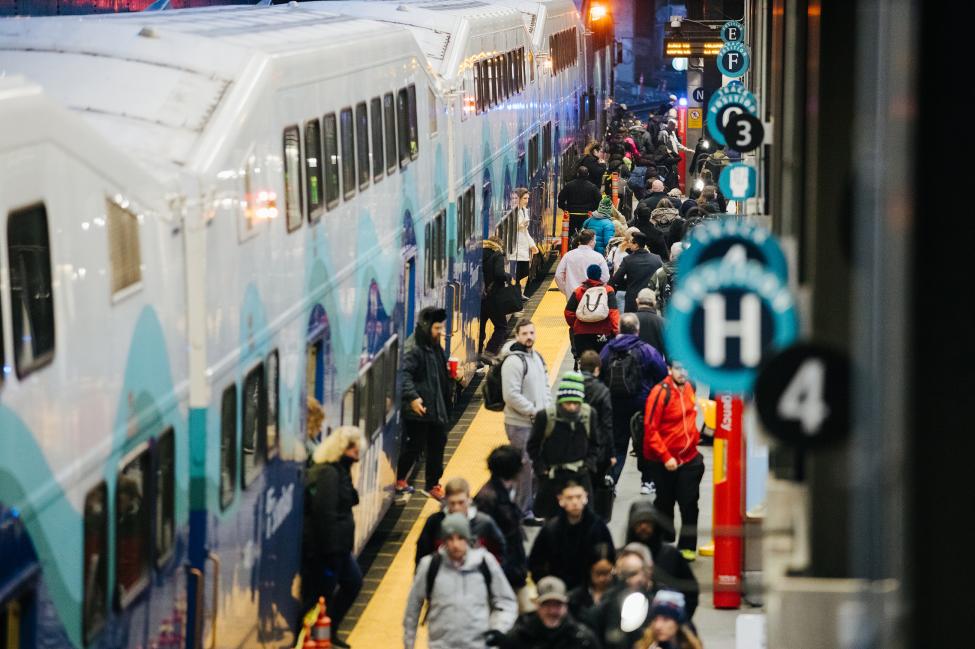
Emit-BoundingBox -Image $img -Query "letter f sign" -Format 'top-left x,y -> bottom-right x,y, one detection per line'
727,52 -> 740,71
703,293 -> 761,367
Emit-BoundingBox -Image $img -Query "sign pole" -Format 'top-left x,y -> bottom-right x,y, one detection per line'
713,394 -> 743,609
677,105 -> 687,192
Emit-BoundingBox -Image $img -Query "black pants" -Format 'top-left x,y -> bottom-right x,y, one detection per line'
610,401 -> 640,484
479,302 -> 508,356
568,213 -> 588,246
298,552 -> 363,635
396,420 -> 447,489
644,454 -> 705,551
515,260 -> 530,283
573,333 -> 608,358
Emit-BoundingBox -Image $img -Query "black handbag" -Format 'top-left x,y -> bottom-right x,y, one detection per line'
493,280 -> 524,315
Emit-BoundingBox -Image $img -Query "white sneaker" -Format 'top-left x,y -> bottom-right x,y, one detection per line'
640,482 -> 653,495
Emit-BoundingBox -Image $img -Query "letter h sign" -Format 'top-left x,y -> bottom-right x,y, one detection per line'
703,293 -> 762,367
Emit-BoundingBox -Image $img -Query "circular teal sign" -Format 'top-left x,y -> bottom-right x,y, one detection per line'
706,87 -> 758,146
718,162 -> 757,200
679,217 -> 788,283
664,259 -> 798,394
721,20 -> 745,43
717,42 -> 750,78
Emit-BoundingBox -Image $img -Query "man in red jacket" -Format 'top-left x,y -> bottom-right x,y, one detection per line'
642,361 -> 705,561
565,263 -> 620,357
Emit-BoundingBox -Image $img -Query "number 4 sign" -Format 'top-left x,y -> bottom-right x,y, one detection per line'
754,343 -> 850,447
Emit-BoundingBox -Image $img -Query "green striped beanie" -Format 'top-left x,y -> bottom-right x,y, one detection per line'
557,372 -> 586,404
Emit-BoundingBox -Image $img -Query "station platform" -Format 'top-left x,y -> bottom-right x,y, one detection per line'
341,271 -> 743,648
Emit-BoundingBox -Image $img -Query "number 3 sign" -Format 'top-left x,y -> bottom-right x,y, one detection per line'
754,342 -> 850,447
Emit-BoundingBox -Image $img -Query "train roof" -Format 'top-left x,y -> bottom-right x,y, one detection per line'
318,0 -> 528,87
484,0 -> 582,51
0,3 -> 419,180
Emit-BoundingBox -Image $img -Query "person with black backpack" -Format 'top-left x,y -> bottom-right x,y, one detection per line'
648,242 -> 684,316
404,513 -> 517,649
599,314 -> 668,487
608,231 -> 663,313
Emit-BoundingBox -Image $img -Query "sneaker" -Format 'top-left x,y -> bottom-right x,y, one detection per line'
680,549 -> 697,562
395,480 -> 414,496
640,482 -> 653,495
425,485 -> 445,501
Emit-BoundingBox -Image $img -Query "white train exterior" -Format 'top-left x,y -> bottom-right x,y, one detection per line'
0,1 -> 594,647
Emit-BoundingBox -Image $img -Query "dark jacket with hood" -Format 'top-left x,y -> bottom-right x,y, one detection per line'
635,306 -> 667,359
581,581 -> 657,649
475,477 -> 529,588
625,500 -> 699,619
608,248 -> 664,313
557,177 -> 603,215
416,506 -> 507,568
581,370 -> 615,474
528,507 -> 616,591
303,456 -> 359,558
578,154 -> 607,187
498,611 -> 601,649
639,191 -> 668,212
482,239 -> 510,311
628,209 -> 670,261
599,334 -> 668,414
401,307 -> 452,425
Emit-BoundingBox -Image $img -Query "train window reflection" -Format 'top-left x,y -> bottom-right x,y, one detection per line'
397,88 -> 410,168
154,429 -> 175,566
83,482 -> 107,643
116,448 -> 150,608
7,203 -> 55,378
370,97 -> 385,181
282,127 -> 303,232
340,108 -> 356,200
383,93 -> 397,175
356,102 -> 370,191
323,113 -> 340,210
407,84 -> 419,160
266,350 -> 279,459
304,119 -> 324,222
220,385 -> 237,510
242,363 -> 266,487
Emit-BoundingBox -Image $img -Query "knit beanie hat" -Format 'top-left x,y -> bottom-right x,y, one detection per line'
596,195 -> 614,218
440,512 -> 472,541
586,263 -> 602,280
650,590 -> 686,623
557,374 -> 586,404
562,371 -> 586,391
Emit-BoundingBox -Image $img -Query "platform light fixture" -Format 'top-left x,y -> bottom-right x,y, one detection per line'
590,3 -> 607,22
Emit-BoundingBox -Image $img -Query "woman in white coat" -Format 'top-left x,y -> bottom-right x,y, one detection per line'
511,187 -> 538,300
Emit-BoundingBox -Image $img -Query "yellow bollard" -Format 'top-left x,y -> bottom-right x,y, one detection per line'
698,402 -> 719,558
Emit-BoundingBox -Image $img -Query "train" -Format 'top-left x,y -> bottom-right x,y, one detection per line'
0,1 -> 612,647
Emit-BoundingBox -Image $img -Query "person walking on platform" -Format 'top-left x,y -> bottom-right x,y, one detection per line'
527,480 -> 615,591
480,235 -> 512,361
527,374 -> 602,518
609,231 -> 663,313
650,199 -> 686,251
500,318 -> 550,524
642,362 -> 704,561
578,352 -> 616,520
581,543 -> 657,649
649,242 -> 684,315
486,576 -> 602,649
557,166 -> 602,241
567,543 -> 616,619
404,513 -> 517,649
600,314 -> 668,487
510,188 -> 538,300
634,288 -> 667,359
475,446 -> 530,602
638,179 -> 669,213
565,264 -> 620,357
582,196 -> 617,255
625,500 -> 699,620
554,229 -> 608,299
416,477 -> 507,567
299,426 -> 365,646
397,306 -> 453,501
629,204 -> 670,261
633,591 -> 703,649
578,142 -> 607,188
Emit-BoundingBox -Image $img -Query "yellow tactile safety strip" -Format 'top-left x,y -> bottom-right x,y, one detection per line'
346,279 -> 571,648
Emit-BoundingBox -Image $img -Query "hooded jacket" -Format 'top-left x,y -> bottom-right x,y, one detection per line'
628,212 -> 670,261
474,477 -> 529,588
303,455 -> 359,558
578,154 -> 607,186
638,191 -> 668,212
404,546 -> 517,649
635,307 -> 667,359
598,334 -> 668,412
608,248 -> 664,313
416,506 -> 507,568
527,403 -> 602,477
482,239 -> 510,306
528,507 -> 616,591
648,262 -> 678,313
564,279 -> 620,336
557,178 -> 602,215
642,376 -> 700,465
401,307 -> 452,425
581,370 -> 615,472
582,211 -> 616,254
650,206 -> 685,249
625,500 -> 699,619
498,612 -> 601,649
581,581 -> 658,649
500,340 -> 550,428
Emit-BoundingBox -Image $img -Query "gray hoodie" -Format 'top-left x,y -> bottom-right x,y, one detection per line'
500,340 -> 550,427
403,546 -> 517,649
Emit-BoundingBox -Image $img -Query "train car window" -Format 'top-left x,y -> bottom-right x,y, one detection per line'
356,102 -> 370,191
323,113 -> 341,210
499,54 -> 508,99
465,186 -> 475,242
529,134 -> 538,178
396,89 -> 410,168
366,360 -> 381,435
529,48 -> 535,83
485,59 -> 494,107
424,222 -> 433,290
282,127 -> 303,232
543,122 -> 553,164
83,482 -> 108,643
548,35 -> 555,74
219,384 -> 237,510
340,108 -> 356,200
304,119 -> 324,223
7,203 -> 55,378
266,350 -> 279,459
407,84 -> 419,160
456,193 -> 465,254
106,198 -> 142,296
428,88 -> 438,138
370,97 -> 385,181
0,270 -> 3,387
242,363 -> 267,487
154,428 -> 175,567
383,94 -> 397,175
384,337 -> 398,419
341,383 -> 356,426
116,447 -> 150,608
435,211 -> 445,277
474,62 -> 483,113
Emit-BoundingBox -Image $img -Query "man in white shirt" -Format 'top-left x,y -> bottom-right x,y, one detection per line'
554,229 -> 609,300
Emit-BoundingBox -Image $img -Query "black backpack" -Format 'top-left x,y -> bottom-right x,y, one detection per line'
481,352 -> 527,411
659,271 -> 677,312
607,347 -> 644,398
421,552 -> 493,624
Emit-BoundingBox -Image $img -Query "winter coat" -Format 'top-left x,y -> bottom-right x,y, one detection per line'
625,500 -> 699,619
606,239 -> 628,275
633,624 -> 704,649
679,198 -> 698,217
527,404 -> 602,477
639,191 -> 668,212
482,239 -> 511,311
510,207 -> 536,262
404,546 -> 517,649
628,214 -> 670,260
474,477 -> 529,588
582,212 -> 616,255
635,307 -> 667,359
303,456 -> 359,558
401,307 -> 452,425
648,262 -> 677,313
527,508 -> 616,591
564,279 -> 620,336
650,206 -> 685,249
557,178 -> 602,215
608,248 -> 664,313
581,370 -> 616,473
581,582 -> 657,649
497,612 -> 601,649
416,507 -> 507,568
578,154 -> 606,186
500,340 -> 550,428
643,376 -> 700,465
599,334 -> 668,413
554,245 -> 610,299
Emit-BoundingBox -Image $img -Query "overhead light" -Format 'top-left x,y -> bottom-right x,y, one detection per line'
670,16 -> 682,28
590,3 -> 607,22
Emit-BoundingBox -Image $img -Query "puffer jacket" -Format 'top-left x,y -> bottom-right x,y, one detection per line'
564,279 -> 620,336
598,333 -> 667,412
650,206 -> 685,248
303,456 -> 359,557
401,306 -> 452,425
643,376 -> 700,465
404,546 -> 517,649
557,178 -> 602,215
582,212 -> 616,254
482,239 -> 510,303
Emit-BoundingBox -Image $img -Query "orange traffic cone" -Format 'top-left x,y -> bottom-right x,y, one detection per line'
560,210 -> 569,256
312,597 -> 332,648
301,622 -> 317,649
